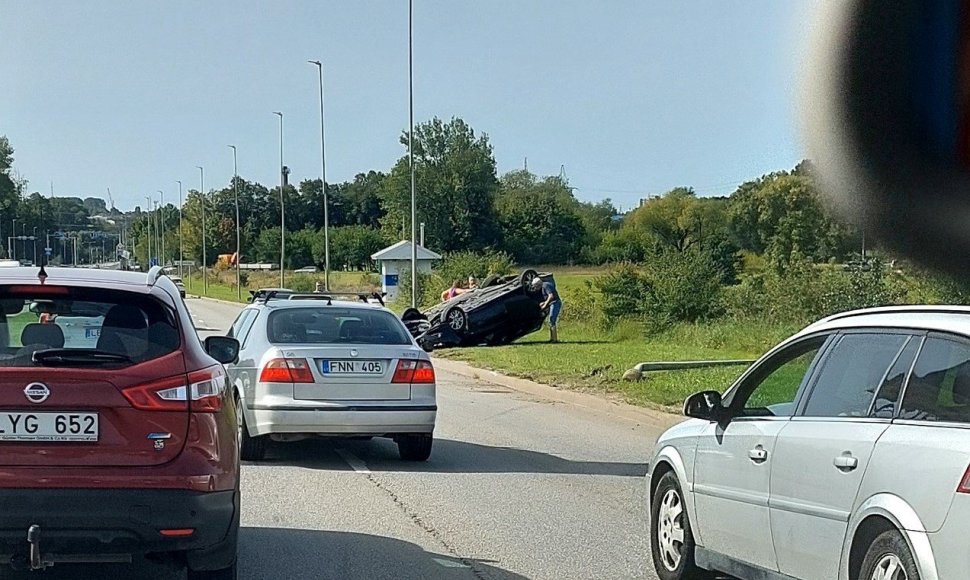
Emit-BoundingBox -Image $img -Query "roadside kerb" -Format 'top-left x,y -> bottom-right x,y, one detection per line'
432,357 -> 684,430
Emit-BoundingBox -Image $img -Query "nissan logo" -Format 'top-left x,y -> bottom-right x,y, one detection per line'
24,383 -> 50,404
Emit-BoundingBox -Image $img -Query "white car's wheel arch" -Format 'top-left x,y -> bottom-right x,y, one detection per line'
841,494 -> 939,580
649,445 -> 703,548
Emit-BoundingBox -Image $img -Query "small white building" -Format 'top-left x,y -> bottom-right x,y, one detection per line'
371,240 -> 442,302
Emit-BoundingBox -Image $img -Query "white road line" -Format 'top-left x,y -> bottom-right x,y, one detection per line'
432,558 -> 470,569
336,448 -> 370,473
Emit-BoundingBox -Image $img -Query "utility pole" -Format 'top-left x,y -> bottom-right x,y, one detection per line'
409,0 -> 418,308
145,196 -> 153,267
309,60 -> 331,291
273,111 -> 285,288
229,145 -> 241,300
197,166 -> 207,295
177,180 -> 183,279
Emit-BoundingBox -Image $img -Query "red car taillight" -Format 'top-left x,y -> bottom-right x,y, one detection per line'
259,358 -> 314,383
392,360 -> 435,384
123,367 -> 226,413
958,465 -> 970,493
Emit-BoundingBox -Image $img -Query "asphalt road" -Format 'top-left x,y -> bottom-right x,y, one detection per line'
16,297 -> 670,580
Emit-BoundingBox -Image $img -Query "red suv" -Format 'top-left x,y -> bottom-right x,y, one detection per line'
0,266 -> 240,578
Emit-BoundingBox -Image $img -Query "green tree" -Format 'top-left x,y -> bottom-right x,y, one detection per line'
495,170 -> 585,264
326,226 -> 387,270
380,117 -> 501,252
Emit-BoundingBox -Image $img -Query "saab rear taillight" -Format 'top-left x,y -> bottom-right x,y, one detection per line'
259,358 -> 314,383
123,367 -> 226,413
392,360 -> 435,384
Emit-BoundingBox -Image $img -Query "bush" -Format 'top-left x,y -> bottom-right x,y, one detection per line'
398,270 -> 437,308
557,279 -> 603,327
593,249 -> 725,331
435,250 -> 514,285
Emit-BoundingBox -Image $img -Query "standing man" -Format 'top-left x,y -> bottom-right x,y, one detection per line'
531,276 -> 562,343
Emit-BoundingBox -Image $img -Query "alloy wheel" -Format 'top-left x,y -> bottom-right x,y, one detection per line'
870,554 -> 907,580
657,488 -> 686,572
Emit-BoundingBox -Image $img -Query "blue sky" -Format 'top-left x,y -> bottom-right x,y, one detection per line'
1,1 -> 818,212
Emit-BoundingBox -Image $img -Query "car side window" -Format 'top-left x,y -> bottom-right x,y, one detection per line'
228,310 -> 255,339
899,336 -> 970,423
237,311 -> 260,349
736,336 -> 827,418
801,333 -> 910,418
869,336 -> 921,419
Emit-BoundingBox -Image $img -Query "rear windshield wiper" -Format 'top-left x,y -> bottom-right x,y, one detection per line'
32,349 -> 132,366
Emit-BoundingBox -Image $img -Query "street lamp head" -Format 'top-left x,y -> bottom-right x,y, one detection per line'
309,60 -> 322,66
273,111 -> 283,118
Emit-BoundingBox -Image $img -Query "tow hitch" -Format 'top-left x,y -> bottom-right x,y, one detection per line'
21,525 -> 53,571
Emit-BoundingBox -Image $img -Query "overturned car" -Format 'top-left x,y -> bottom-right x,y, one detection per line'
403,269 -> 552,349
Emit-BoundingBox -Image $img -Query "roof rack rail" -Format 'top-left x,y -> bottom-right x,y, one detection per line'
146,265 -> 164,287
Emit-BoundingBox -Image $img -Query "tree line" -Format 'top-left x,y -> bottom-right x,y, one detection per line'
1,119 -> 862,278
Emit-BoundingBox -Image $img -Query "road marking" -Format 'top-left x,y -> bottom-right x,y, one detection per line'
336,448 -> 370,473
432,557 -> 470,569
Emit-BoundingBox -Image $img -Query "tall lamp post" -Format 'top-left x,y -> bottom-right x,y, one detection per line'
177,180 -> 183,279
229,145 -> 241,300
197,166 -> 207,295
309,59 -> 330,291
157,190 -> 165,268
408,0 -> 418,308
144,196 -> 153,267
273,111 -> 285,288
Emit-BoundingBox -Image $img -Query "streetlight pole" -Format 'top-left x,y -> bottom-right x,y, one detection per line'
229,145 -> 241,300
32,227 -> 37,265
309,60 -> 331,291
197,166 -> 207,295
409,0 -> 418,308
10,219 -> 16,261
157,190 -> 165,268
273,111 -> 285,288
177,180 -> 183,279
145,196 -> 152,267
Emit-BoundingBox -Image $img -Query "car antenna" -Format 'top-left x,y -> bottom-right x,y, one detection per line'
37,264 -> 48,285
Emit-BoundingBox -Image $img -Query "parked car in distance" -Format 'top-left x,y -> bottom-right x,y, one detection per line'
0,265 -> 241,578
226,293 -> 436,462
293,266 -> 319,274
648,305 -> 970,580
402,269 -> 551,350
170,275 -> 187,298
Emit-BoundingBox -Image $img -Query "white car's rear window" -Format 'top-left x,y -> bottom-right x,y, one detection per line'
267,308 -> 411,345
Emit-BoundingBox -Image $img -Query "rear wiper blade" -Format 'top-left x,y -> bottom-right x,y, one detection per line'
32,349 -> 131,365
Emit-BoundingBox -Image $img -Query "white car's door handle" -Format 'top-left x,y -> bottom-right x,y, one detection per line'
833,454 -> 859,470
748,447 -> 768,462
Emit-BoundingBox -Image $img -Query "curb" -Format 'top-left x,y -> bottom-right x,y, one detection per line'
432,357 -> 684,430
189,295 -> 246,306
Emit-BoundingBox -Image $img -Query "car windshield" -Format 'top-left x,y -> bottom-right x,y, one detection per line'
0,286 -> 179,367
267,307 -> 411,345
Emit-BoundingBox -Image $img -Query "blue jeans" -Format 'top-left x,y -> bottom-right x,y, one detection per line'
548,301 -> 562,327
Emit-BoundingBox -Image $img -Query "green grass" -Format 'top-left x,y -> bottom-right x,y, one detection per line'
6,311 -> 38,346
437,315 -> 800,411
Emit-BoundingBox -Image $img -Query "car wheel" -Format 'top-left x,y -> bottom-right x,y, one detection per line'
519,269 -> 539,288
397,434 -> 433,461
189,559 -> 237,580
401,307 -> 425,322
443,306 -> 468,333
651,471 -> 706,580
859,529 -> 920,580
236,394 -> 266,461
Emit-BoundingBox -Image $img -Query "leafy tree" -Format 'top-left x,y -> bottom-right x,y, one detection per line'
727,168 -> 856,265
380,117 -> 501,252
325,225 -> 388,270
495,170 -> 585,264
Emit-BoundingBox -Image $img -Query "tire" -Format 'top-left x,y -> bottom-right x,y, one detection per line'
859,529 -> 920,580
519,269 -> 539,288
443,306 -> 468,333
651,471 -> 706,580
189,559 -> 238,580
236,394 -> 266,461
397,434 -> 433,461
481,274 -> 501,288
401,307 -> 426,322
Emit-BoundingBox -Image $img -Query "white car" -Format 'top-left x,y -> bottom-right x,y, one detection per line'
225,293 -> 436,461
648,306 -> 970,580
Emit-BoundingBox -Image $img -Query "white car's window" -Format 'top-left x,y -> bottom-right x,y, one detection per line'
236,311 -> 260,349
268,308 -> 412,345
737,337 -> 827,418
899,336 -> 970,423
228,309 -> 255,339
869,337 -> 921,419
801,333 -> 910,418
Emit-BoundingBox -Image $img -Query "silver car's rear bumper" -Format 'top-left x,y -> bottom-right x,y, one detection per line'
247,403 -> 437,436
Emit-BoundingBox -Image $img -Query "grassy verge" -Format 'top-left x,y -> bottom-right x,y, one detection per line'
436,318 -> 799,410
182,270 -> 382,304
